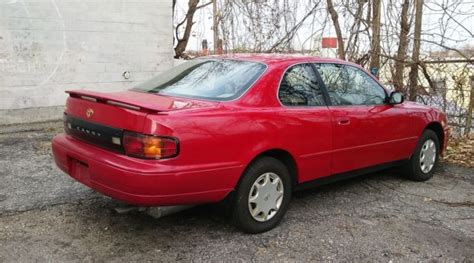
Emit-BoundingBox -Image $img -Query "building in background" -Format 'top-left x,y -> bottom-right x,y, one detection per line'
0,1 -> 173,125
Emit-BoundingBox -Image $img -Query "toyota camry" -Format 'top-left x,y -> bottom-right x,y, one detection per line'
52,54 -> 449,233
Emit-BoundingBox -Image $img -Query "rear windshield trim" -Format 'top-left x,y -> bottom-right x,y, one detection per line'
131,58 -> 268,102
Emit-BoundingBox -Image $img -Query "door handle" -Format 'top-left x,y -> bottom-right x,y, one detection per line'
337,117 -> 350,125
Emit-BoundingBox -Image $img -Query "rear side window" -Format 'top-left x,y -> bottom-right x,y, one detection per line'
133,59 -> 266,101
278,64 -> 326,106
315,63 -> 386,106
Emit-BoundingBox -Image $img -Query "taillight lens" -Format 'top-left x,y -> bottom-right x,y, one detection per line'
123,132 -> 179,159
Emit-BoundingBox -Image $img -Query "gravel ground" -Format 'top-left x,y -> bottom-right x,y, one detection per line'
0,121 -> 473,261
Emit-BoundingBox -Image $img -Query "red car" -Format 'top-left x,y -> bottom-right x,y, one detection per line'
52,54 -> 449,233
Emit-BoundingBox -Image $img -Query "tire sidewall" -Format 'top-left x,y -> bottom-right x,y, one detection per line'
233,157 -> 292,233
410,130 -> 440,181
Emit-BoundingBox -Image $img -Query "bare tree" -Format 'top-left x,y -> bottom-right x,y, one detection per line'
408,0 -> 423,100
326,0 -> 345,60
212,0 -> 219,52
466,76 -> 474,135
267,3 -> 320,53
393,0 -> 411,92
174,0 -> 212,59
217,0 -> 322,53
344,0 -> 367,61
369,0 -> 381,73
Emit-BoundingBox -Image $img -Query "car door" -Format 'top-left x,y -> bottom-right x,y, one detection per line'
314,63 -> 412,175
277,63 -> 332,183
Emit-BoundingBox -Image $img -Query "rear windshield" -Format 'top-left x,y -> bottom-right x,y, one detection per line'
133,59 -> 267,101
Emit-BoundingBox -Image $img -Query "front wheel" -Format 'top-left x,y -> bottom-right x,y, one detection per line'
232,157 -> 292,233
403,129 -> 440,181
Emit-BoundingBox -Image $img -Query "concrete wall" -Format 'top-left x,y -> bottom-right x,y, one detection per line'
0,0 -> 173,125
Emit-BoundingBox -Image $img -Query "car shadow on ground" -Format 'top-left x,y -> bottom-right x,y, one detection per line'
75,167 -> 402,234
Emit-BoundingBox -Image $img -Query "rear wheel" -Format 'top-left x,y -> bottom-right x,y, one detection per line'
403,129 -> 440,181
232,157 -> 292,233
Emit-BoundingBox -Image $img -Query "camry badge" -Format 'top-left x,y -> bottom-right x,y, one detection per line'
86,108 -> 94,118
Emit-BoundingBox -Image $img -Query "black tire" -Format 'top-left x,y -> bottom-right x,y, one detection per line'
403,129 -> 440,181
232,157 -> 292,233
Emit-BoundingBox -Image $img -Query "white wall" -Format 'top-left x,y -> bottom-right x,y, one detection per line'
0,0 -> 173,124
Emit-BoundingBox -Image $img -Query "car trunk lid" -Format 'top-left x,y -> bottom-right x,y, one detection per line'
63,89 -> 218,152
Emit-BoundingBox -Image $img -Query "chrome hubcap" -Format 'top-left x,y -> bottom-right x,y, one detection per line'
420,139 -> 437,173
248,172 -> 284,222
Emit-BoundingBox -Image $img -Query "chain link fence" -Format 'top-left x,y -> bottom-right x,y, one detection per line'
414,61 -> 473,135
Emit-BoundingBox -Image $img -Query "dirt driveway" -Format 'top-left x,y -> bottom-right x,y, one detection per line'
0,121 -> 473,261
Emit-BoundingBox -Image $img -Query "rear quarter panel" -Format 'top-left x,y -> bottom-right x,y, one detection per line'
143,104 -> 333,188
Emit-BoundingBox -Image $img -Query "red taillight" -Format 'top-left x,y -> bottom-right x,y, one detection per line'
123,132 -> 179,159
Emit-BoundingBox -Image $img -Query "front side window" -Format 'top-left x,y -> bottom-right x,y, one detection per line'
133,59 -> 266,101
315,63 -> 386,106
278,64 -> 325,106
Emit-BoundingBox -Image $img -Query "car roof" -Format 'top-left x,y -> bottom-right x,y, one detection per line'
202,53 -> 354,66
203,53 -> 386,94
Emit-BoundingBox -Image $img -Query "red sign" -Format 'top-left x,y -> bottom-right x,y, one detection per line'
322,37 -> 338,48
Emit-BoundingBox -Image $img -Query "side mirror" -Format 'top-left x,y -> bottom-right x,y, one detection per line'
388,91 -> 404,105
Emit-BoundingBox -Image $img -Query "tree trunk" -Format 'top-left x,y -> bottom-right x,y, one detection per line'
174,0 -> 200,59
213,0 -> 219,52
408,0 -> 424,101
345,0 -> 365,61
465,76 -> 474,135
326,0 -> 345,60
369,0 -> 381,75
393,0 -> 410,92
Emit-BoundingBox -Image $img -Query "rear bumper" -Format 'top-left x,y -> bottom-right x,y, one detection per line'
52,134 -> 242,206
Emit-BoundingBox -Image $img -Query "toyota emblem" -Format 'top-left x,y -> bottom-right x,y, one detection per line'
86,108 -> 94,118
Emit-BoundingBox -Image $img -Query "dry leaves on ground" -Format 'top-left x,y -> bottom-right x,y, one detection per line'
443,134 -> 474,168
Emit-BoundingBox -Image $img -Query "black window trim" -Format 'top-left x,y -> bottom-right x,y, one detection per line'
276,62 -> 330,108
312,62 -> 389,107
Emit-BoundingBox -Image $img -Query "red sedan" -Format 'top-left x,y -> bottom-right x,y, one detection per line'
52,54 -> 449,233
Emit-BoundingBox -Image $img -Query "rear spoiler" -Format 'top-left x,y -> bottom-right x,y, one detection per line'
66,90 -> 166,113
